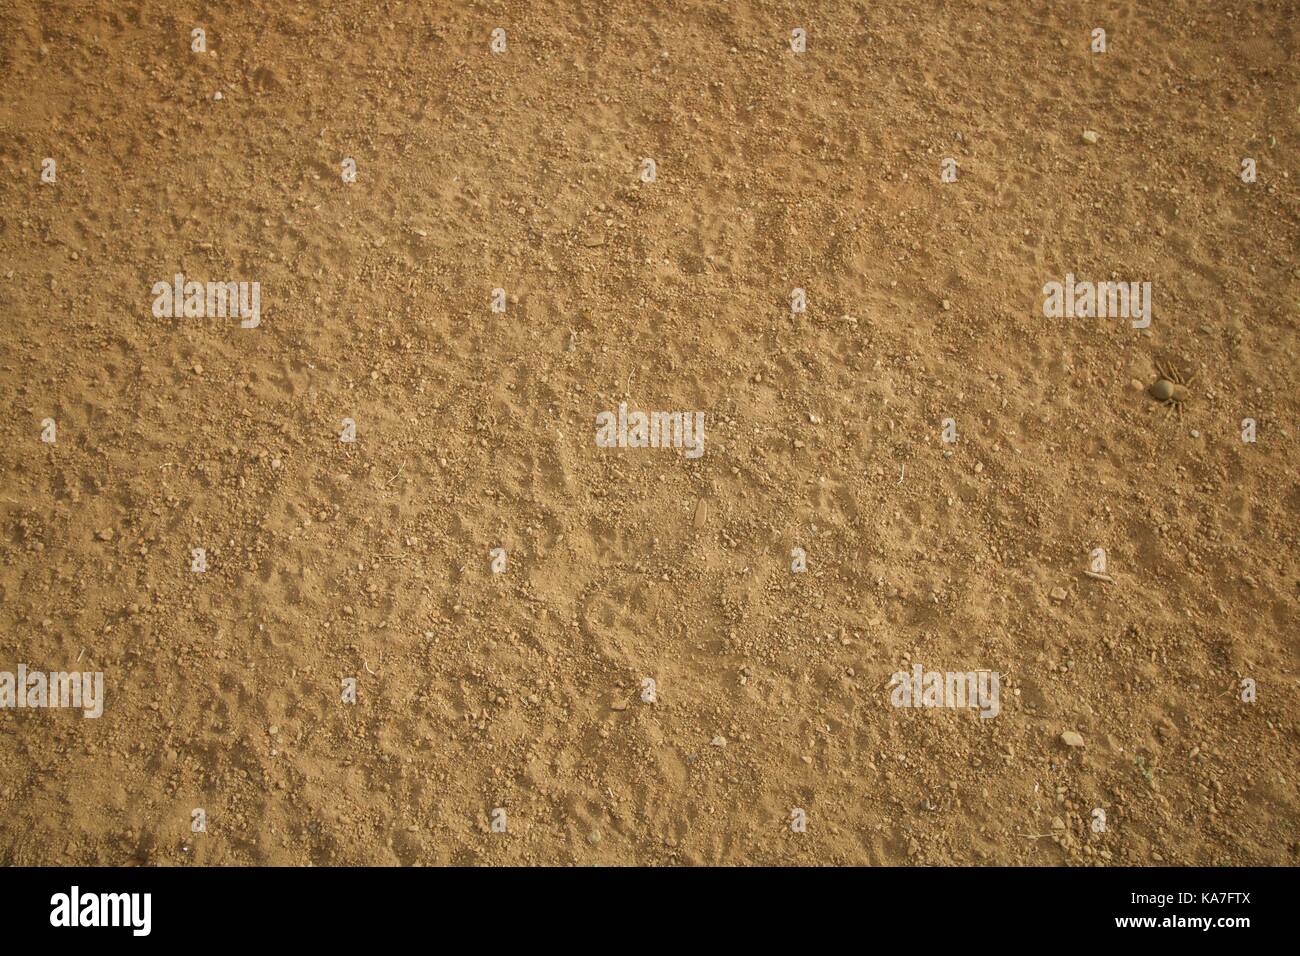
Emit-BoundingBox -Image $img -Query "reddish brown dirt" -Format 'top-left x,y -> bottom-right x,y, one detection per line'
0,0 -> 1296,865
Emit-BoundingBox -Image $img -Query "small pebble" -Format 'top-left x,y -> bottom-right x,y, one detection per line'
1082,129 -> 1099,144
1061,730 -> 1086,748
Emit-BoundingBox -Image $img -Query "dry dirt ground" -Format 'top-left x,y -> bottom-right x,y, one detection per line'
0,0 -> 1297,866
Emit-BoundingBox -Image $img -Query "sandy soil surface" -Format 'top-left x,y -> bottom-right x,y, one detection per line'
0,0 -> 1296,866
